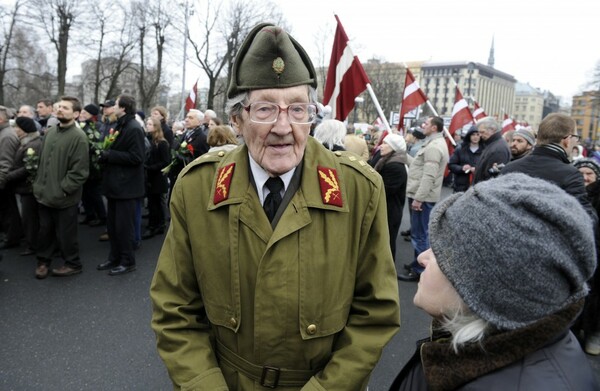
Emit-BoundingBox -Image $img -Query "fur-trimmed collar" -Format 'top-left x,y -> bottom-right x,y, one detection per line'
420,302 -> 583,391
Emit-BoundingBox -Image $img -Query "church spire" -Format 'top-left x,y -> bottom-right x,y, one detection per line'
488,35 -> 495,68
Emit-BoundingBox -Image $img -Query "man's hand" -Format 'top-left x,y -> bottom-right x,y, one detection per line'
411,199 -> 423,211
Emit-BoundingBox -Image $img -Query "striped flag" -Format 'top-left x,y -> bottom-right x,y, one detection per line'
449,87 -> 474,138
398,68 -> 428,131
323,15 -> 370,121
472,101 -> 487,120
185,80 -> 198,112
502,114 -> 516,134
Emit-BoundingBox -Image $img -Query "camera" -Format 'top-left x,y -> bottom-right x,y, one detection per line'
488,163 -> 506,176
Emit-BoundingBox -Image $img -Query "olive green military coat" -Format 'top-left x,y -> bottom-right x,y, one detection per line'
150,137 -> 400,390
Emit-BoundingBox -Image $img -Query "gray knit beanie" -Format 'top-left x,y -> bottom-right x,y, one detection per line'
429,173 -> 596,330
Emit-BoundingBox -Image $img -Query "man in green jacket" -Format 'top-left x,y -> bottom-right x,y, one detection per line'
33,96 -> 89,279
150,24 -> 400,390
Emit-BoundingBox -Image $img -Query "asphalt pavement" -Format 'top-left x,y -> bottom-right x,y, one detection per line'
0,186 -> 598,390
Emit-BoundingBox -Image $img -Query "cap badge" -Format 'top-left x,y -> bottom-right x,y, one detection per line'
214,163 -> 235,204
272,57 -> 285,75
317,166 -> 343,207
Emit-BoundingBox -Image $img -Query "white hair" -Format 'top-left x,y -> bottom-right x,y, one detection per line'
204,109 -> 216,119
440,305 -> 490,353
188,109 -> 204,121
313,119 -> 346,150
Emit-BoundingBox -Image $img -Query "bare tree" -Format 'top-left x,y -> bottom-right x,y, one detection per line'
186,0 -> 286,113
86,4 -> 136,103
132,0 -> 171,112
29,0 -> 85,96
0,0 -> 25,104
3,26 -> 53,106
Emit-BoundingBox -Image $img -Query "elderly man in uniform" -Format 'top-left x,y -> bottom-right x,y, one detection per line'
150,24 -> 400,390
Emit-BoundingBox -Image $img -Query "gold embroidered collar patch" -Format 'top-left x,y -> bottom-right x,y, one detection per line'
214,163 -> 235,204
317,166 -> 342,207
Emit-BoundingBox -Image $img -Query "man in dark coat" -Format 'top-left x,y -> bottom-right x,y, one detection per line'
502,113 -> 597,222
96,94 -> 146,276
183,109 -> 210,160
472,117 -> 511,184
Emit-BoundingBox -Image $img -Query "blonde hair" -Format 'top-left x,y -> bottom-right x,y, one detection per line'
146,117 -> 165,144
207,125 -> 238,147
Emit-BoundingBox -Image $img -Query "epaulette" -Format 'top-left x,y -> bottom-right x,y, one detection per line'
179,151 -> 228,178
331,150 -> 380,185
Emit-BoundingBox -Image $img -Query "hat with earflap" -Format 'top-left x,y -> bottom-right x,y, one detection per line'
227,23 -> 317,98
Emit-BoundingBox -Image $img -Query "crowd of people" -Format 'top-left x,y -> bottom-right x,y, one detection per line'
0,96 -> 237,278
1,22 -> 599,390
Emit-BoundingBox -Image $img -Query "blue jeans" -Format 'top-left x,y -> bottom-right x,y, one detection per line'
409,199 -> 435,273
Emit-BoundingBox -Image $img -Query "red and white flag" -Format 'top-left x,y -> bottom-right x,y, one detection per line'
185,79 -> 198,112
449,87 -> 474,138
502,114 -> 516,134
323,15 -> 370,121
398,68 -> 428,131
472,101 -> 487,121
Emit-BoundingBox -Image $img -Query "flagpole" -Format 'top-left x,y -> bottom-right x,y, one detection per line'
365,84 -> 392,132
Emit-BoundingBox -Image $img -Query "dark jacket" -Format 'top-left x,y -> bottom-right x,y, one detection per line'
5,133 -> 43,194
375,152 -> 407,260
184,126 -> 210,160
390,304 -> 598,391
161,122 -> 174,148
502,144 -> 597,223
472,132 -> 510,184
145,139 -> 170,194
574,179 -> 600,340
100,114 -> 146,199
448,130 -> 483,192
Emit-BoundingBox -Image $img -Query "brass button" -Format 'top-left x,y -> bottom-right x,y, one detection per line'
229,317 -> 237,328
218,151 -> 225,157
306,324 -> 317,335
334,151 -> 342,156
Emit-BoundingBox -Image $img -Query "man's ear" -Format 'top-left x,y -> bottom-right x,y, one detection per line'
230,115 -> 242,135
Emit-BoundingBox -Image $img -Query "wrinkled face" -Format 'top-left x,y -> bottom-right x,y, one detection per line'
413,249 -> 463,318
478,125 -> 494,141
56,100 -> 79,124
232,85 -> 311,177
36,102 -> 53,117
184,112 -> 202,129
510,135 -> 532,157
579,167 -> 597,187
151,110 -> 163,122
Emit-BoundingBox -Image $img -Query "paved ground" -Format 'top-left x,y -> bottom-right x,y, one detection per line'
0,187 -> 598,390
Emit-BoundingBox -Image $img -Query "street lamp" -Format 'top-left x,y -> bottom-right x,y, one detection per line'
353,97 -> 364,124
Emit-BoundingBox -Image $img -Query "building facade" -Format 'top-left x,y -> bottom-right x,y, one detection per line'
572,90 -> 600,142
513,82 -> 544,132
419,61 -> 516,120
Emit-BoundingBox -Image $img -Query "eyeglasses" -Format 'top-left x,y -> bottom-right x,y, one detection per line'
244,102 -> 318,124
564,134 -> 581,141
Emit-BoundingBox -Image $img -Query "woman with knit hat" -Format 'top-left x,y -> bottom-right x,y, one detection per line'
572,158 -> 600,356
389,173 -> 598,390
374,133 -> 408,266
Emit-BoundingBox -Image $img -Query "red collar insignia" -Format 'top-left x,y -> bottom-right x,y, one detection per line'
317,166 -> 343,207
214,163 -> 235,204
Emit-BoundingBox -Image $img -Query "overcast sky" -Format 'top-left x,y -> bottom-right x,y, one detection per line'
275,0 -> 599,102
